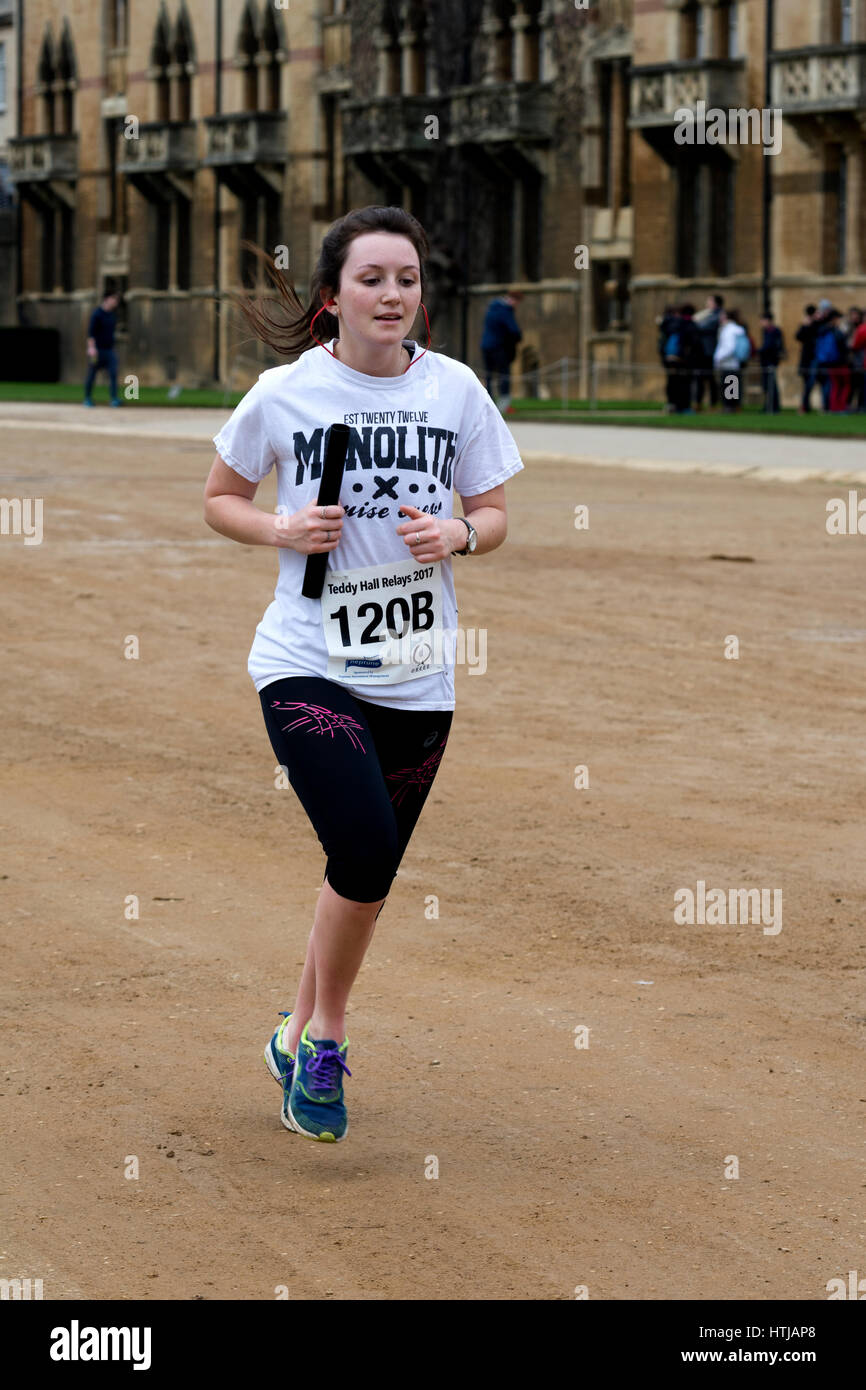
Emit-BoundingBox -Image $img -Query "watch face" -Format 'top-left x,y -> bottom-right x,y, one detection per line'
468,528 -> 477,551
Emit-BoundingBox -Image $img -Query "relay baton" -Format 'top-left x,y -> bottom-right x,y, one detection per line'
302,422 -> 350,599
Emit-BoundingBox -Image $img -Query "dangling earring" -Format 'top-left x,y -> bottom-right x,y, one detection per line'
309,300 -> 339,361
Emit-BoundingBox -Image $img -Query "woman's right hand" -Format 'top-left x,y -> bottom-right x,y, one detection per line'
272,498 -> 345,553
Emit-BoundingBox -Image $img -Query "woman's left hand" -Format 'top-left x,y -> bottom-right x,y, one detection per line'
395,503 -> 464,563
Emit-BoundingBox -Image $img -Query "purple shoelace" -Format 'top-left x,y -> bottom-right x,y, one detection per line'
307,1046 -> 352,1093
276,1015 -> 351,1092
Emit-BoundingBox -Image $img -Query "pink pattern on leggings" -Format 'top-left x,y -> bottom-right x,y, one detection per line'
270,700 -> 367,753
385,737 -> 448,805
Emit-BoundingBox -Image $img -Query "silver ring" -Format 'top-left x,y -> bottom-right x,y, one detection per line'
415,532 -> 422,544
326,530 -> 331,540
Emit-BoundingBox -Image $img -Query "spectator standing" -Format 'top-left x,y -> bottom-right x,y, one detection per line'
84,291 -> 121,408
480,289 -> 523,411
714,308 -> 749,412
660,303 -> 700,413
692,293 -> 724,409
845,307 -> 866,413
813,308 -> 848,411
795,304 -> 819,413
677,304 -> 701,412
658,304 -> 680,411
849,308 -> 866,413
758,312 -> 785,413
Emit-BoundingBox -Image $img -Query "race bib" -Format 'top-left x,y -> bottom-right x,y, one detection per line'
321,557 -> 445,685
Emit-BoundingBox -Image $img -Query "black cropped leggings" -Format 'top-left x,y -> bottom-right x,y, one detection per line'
259,675 -> 453,904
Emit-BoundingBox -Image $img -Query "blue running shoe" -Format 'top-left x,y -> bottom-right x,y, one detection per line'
263,1011 -> 298,1132
288,1021 -> 351,1143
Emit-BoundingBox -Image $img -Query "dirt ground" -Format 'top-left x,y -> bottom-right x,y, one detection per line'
1,421 -> 864,1302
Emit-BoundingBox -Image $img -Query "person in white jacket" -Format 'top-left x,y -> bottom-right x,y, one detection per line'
714,308 -> 747,412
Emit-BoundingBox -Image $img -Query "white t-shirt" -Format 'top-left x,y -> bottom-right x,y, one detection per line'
212,339 -> 524,710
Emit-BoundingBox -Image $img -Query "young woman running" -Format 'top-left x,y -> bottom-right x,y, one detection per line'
203,206 -> 524,1142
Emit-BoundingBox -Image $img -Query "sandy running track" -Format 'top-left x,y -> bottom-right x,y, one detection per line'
1,423 -> 864,1300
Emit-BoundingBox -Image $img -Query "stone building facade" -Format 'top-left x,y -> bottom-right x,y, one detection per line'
7,1 -> 597,389
7,0 -> 866,397
0,0 -> 18,324
11,0 -> 327,386
630,0 -> 866,389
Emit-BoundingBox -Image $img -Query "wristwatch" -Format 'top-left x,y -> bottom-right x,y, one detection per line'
452,517 -> 477,556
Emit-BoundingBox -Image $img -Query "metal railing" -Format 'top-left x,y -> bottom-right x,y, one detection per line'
472,356 -> 866,413
217,347 -> 866,415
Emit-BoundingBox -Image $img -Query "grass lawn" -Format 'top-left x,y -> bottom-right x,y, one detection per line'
510,398 -> 654,413
1,381 -> 865,435
508,400 -> 866,436
0,381 -> 245,409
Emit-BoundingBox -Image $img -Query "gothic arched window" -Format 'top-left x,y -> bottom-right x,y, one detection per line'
380,3 -> 401,96
260,4 -> 286,112
111,0 -> 128,49
489,1 -> 515,84
37,28 -> 56,133
56,21 -> 77,134
400,1 -> 428,95
238,3 -> 259,111
174,2 -> 196,123
150,7 -> 172,122
680,1 -> 707,61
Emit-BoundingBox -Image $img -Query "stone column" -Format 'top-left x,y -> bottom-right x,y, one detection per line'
424,17 -> 440,97
480,1 -> 509,84
51,79 -> 66,133
168,196 -> 178,293
843,131 -> 864,273
511,5 -> 533,83
166,63 -> 182,123
400,27 -> 421,95
34,85 -> 50,136
254,50 -> 272,113
374,29 -> 393,97
610,60 -> 626,214
667,0 -> 682,60
538,1 -> 556,83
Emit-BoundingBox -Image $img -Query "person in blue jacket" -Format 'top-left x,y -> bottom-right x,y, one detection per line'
481,290 -> 523,410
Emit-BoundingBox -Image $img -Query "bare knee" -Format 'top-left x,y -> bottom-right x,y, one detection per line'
321,875 -> 388,918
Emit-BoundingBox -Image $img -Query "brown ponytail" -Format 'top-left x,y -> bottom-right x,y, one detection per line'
232,205 -> 430,359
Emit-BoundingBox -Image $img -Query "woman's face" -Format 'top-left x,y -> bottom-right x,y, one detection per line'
328,232 -> 422,348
